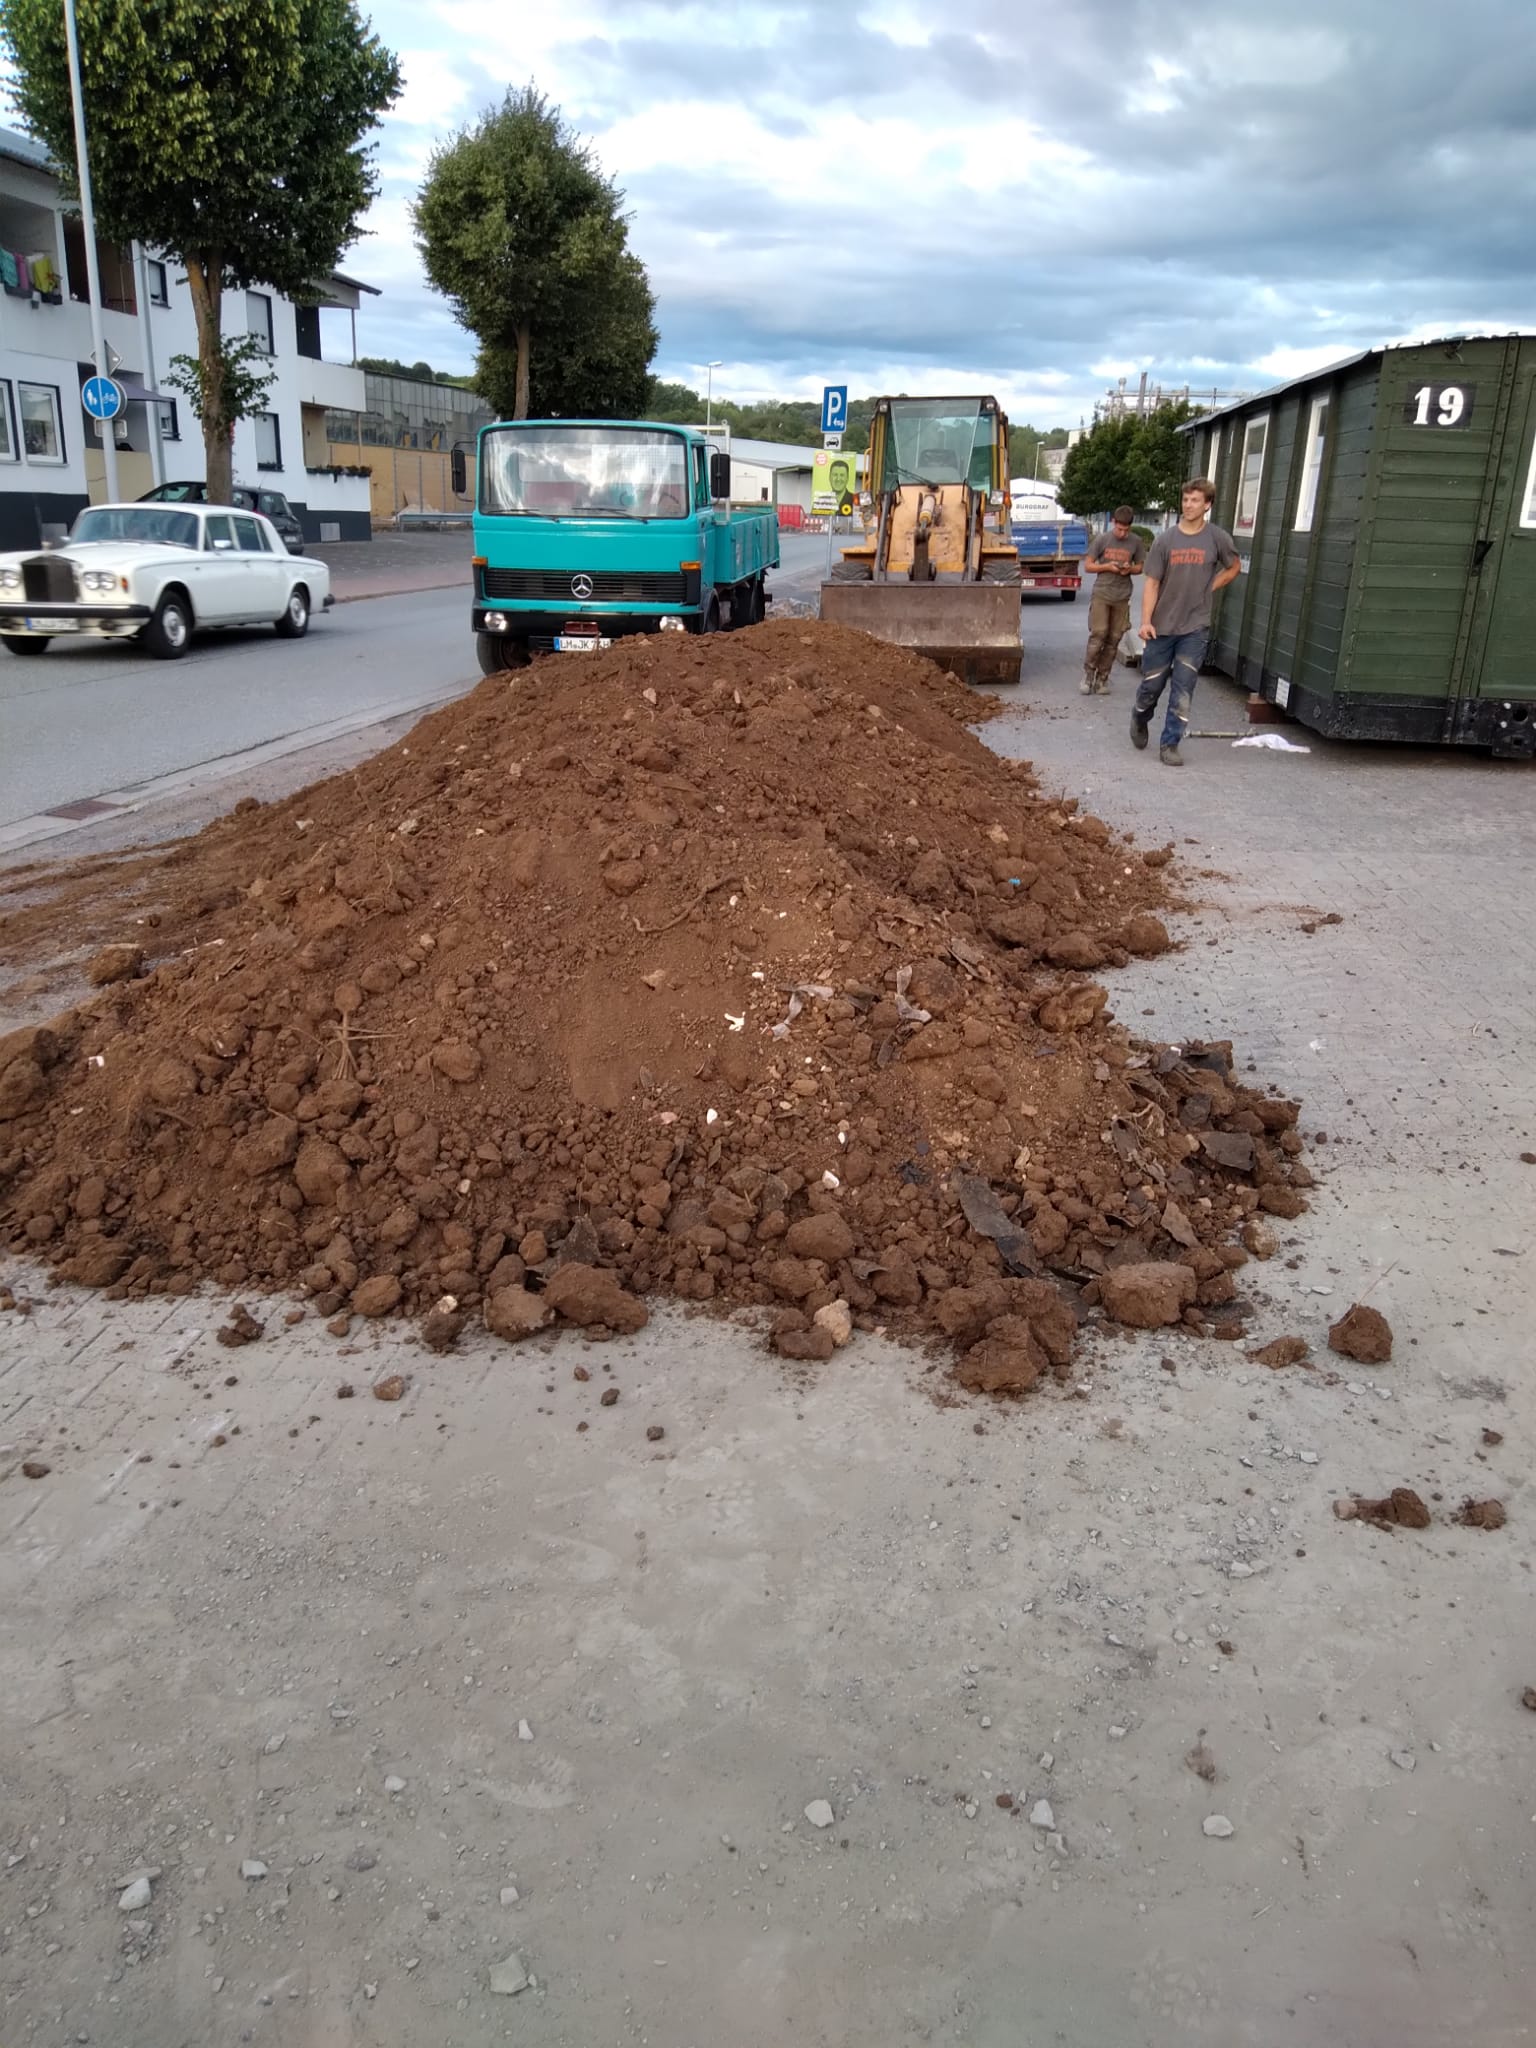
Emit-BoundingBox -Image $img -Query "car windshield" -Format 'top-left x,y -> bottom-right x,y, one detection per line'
72,506 -> 200,550
145,482 -> 202,502
478,426 -> 690,520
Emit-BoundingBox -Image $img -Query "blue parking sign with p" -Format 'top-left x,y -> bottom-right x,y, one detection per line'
821,385 -> 848,434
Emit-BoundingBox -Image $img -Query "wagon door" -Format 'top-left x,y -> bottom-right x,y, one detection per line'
1474,368 -> 1536,737
1453,344 -> 1536,751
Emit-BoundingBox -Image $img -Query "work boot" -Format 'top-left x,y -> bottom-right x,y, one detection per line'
1159,743 -> 1184,767
1079,673 -> 1094,694
1130,712 -> 1149,750
1092,676 -> 1111,694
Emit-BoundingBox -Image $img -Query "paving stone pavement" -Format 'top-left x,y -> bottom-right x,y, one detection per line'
1,601 -> 1533,2048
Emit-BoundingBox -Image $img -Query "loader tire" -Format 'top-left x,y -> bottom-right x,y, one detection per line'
828,560 -> 873,583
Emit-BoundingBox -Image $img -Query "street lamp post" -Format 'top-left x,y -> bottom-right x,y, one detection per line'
705,361 -> 723,431
63,0 -> 119,501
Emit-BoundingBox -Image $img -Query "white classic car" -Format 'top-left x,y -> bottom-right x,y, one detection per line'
0,501 -> 334,660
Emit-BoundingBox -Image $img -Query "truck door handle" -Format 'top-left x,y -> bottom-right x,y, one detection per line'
1471,538 -> 1493,571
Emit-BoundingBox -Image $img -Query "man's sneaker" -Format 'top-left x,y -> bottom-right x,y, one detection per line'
1130,713 -> 1150,750
1159,744 -> 1184,767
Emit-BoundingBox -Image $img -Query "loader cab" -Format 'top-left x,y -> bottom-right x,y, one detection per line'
877,395 -> 1005,495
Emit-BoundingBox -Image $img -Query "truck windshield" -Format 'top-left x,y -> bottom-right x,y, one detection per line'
479,426 -> 690,520
885,401 -> 994,492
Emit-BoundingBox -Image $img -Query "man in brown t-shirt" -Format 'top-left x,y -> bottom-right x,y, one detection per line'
1080,506 -> 1145,693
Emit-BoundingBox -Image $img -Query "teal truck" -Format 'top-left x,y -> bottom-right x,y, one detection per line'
455,420 -> 780,673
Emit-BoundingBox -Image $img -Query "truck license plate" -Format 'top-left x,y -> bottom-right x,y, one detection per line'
554,635 -> 611,652
1019,579 -> 1037,589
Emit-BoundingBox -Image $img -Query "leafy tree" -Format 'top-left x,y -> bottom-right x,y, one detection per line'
2,0 -> 401,504
1057,416 -> 1143,517
477,248 -> 655,421
165,336 -> 276,457
414,86 -> 655,421
1126,398 -> 1202,513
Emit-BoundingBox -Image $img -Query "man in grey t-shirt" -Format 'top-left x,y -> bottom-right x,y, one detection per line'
1131,478 -> 1241,765
1080,505 -> 1145,694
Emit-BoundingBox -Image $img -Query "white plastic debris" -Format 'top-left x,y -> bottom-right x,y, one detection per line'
705,1108 -> 719,1126
724,1015 -> 745,1032
1232,733 -> 1311,752
804,1800 -> 835,1829
1202,1815 -> 1235,1838
821,1170 -> 841,1190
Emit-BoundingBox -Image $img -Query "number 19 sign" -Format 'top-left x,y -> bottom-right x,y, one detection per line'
1404,381 -> 1476,428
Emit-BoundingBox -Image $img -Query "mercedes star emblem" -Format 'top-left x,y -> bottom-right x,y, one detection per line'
570,573 -> 594,600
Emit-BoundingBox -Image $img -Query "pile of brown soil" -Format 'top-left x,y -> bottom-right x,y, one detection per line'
0,620 -> 1311,1388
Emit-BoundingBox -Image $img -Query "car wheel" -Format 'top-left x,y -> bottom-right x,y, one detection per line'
275,584 -> 310,638
142,590 -> 192,659
1,634 -> 50,656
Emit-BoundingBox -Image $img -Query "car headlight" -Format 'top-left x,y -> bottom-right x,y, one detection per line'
81,570 -> 126,594
0,566 -> 20,591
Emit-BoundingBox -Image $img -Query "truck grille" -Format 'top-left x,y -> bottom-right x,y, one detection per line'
23,556 -> 77,602
481,567 -> 687,603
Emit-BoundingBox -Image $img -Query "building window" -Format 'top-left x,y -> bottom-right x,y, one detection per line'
1295,396 -> 1330,532
1234,415 -> 1269,535
146,258 -> 169,306
1208,426 -> 1222,482
254,411 -> 282,470
158,398 -> 181,441
18,381 -> 63,463
246,289 -> 274,354
0,380 -> 16,462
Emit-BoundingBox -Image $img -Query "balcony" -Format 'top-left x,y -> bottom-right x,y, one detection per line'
293,354 -> 365,411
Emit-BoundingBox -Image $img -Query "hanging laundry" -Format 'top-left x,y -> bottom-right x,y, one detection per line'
0,248 -> 19,294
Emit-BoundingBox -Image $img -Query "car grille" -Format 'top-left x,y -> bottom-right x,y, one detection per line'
23,556 -> 77,602
481,567 -> 687,602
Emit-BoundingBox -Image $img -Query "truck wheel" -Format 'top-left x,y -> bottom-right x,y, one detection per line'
476,632 -> 528,675
2,635 -> 50,656
730,577 -> 765,630
696,595 -> 721,636
1060,589 -> 1078,602
749,577 -> 766,624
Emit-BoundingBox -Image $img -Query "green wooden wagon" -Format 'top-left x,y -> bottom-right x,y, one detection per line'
1188,334 -> 1536,755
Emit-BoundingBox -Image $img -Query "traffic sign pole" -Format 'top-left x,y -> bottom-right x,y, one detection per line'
821,385 -> 848,578
64,0 -> 118,500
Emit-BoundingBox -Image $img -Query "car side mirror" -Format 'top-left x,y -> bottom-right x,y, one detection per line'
709,450 -> 731,501
451,448 -> 468,497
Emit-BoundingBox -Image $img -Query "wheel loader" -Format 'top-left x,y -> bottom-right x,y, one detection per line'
818,394 -> 1022,685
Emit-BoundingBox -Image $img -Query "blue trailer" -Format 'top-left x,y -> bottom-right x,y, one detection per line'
460,420 -> 781,673
1011,517 -> 1090,601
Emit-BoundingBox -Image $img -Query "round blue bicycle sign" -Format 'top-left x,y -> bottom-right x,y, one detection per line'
82,374 -> 125,421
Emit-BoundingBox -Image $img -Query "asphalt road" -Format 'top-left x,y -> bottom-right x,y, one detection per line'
0,586 -> 476,831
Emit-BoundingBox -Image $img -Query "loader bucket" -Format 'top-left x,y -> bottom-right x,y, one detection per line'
818,578 -> 1023,687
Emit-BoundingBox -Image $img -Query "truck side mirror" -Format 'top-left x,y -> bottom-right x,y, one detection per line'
709,450 -> 731,501
451,448 -> 467,497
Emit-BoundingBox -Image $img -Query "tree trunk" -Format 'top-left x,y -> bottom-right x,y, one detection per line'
514,321 -> 531,420
186,256 -> 233,503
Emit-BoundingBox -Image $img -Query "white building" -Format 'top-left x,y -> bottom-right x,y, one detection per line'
0,125 -> 374,549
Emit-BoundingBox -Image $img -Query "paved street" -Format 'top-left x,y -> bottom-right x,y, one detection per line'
2,574 -> 1533,2047
0,586 -> 474,835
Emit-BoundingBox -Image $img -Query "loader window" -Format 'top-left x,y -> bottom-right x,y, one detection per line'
884,399 -> 992,492
478,425 -> 689,519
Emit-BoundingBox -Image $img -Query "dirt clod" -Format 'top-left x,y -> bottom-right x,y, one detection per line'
1453,1497 -> 1506,1530
646,1424 -> 665,1442
21,1459 -> 51,1479
1097,1262 -> 1197,1330
215,1303 -> 264,1348
599,1386 -> 619,1407
1328,1302 -> 1393,1363
1334,1487 -> 1430,1530
85,942 -> 144,986
1252,1335 -> 1309,1369
371,1374 -> 407,1403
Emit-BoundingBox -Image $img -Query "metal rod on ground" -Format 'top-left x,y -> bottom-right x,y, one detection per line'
64,0 -> 119,502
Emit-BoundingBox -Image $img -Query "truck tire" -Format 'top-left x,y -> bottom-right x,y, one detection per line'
1060,589 -> 1078,602
476,631 -> 528,675
730,576 -> 765,629
696,595 -> 721,636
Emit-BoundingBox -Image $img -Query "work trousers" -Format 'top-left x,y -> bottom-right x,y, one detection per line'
1134,630 -> 1208,748
1085,593 -> 1130,682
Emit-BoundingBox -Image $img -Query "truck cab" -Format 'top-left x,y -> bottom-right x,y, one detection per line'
464,419 -> 779,673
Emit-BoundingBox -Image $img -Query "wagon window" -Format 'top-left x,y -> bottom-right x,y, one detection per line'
1521,427 -> 1536,529
1235,415 -> 1269,535
1295,397 -> 1330,532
